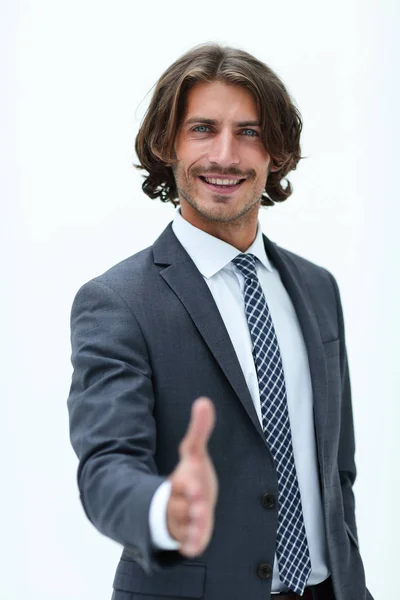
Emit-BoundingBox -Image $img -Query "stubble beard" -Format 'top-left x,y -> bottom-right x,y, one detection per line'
174,166 -> 267,224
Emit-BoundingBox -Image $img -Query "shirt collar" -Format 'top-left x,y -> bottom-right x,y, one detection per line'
171,207 -> 274,279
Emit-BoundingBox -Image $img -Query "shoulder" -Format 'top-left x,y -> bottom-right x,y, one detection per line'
73,244 -> 157,311
270,239 -> 335,286
270,241 -> 345,331
95,245 -> 154,288
268,238 -> 342,313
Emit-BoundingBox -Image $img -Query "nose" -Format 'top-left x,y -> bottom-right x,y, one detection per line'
207,130 -> 240,167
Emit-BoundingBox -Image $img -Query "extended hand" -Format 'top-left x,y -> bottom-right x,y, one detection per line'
167,397 -> 218,557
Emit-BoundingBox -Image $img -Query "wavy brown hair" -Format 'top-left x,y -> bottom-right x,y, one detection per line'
135,43 -> 304,207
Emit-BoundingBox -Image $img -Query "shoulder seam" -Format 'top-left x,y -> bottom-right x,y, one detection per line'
89,278 -> 152,363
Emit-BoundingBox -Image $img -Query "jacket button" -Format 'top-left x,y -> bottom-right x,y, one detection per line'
257,563 -> 273,579
261,493 -> 276,509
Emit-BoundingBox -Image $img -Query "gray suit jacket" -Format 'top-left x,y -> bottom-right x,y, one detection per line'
67,222 -> 373,600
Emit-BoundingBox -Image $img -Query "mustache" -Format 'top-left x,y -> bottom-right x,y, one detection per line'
190,166 -> 257,179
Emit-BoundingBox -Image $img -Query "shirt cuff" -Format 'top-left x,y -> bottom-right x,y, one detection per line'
149,479 -> 182,550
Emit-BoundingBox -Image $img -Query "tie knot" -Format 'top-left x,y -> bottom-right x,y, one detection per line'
232,253 -> 258,280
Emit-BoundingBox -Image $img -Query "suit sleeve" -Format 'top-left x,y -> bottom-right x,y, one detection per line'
67,278 -> 183,574
328,272 -> 359,543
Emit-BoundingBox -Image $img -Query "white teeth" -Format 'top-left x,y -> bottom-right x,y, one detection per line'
204,177 -> 242,186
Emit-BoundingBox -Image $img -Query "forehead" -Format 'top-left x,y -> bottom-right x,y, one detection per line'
182,81 -> 259,122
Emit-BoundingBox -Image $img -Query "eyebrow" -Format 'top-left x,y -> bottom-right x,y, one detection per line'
184,117 -> 261,127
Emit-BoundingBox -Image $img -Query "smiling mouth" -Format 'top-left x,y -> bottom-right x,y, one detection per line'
199,175 -> 246,190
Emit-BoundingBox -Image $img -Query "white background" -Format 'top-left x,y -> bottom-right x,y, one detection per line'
2,1 -> 399,598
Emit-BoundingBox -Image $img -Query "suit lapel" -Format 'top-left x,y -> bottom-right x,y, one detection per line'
153,223 -> 328,470
153,223 -> 266,446
263,237 -> 328,477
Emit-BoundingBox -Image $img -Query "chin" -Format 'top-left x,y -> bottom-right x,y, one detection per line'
203,205 -> 247,224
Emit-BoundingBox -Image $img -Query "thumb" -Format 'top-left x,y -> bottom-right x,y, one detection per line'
179,397 -> 216,458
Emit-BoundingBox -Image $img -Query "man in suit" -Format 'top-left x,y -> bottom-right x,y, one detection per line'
67,44 -> 373,599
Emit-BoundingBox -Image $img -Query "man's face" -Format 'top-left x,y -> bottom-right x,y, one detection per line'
173,81 -> 274,226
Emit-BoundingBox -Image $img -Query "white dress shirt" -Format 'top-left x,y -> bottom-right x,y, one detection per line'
149,207 -> 329,592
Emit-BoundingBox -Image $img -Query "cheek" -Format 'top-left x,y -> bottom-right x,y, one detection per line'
257,159 -> 272,182
175,160 -> 199,185
252,169 -> 269,192
177,139 -> 200,162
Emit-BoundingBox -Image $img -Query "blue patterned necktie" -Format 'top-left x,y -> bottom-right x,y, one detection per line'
232,252 -> 312,595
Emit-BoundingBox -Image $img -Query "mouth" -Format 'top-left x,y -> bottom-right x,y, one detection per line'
198,175 -> 246,195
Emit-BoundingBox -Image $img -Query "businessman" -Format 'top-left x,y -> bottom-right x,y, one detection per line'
67,43 -> 373,599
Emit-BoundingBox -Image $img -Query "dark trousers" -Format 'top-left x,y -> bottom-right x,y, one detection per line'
274,576 -> 335,600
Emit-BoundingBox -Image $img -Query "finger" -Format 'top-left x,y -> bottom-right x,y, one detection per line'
169,477 -> 186,497
180,397 -> 216,458
171,472 -> 203,502
170,495 -> 191,526
167,495 -> 191,544
182,501 -> 210,555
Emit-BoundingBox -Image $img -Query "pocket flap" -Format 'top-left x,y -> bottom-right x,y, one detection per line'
113,558 -> 206,598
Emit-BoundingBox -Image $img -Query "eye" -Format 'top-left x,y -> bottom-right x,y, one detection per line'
192,125 -> 211,133
241,129 -> 259,137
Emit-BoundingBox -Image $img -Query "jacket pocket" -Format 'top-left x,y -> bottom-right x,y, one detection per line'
113,558 -> 206,598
